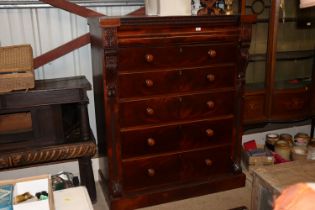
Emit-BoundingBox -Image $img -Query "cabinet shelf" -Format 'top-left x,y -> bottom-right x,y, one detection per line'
275,78 -> 311,89
255,17 -> 298,23
249,50 -> 314,62
246,78 -> 311,91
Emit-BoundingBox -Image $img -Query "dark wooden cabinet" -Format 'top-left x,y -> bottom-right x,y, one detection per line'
89,15 -> 255,210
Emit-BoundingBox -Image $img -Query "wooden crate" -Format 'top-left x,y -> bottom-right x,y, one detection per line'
0,45 -> 34,93
251,160 -> 315,210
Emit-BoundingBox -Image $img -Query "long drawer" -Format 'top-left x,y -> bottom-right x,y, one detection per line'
122,146 -> 232,191
119,65 -> 235,98
121,117 -> 233,159
271,88 -> 311,120
120,91 -> 234,127
117,43 -> 237,72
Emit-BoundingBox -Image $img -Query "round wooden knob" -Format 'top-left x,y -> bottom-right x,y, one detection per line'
205,159 -> 213,166
305,86 -> 309,91
145,79 -> 154,87
147,168 -> 155,177
146,107 -> 155,115
206,129 -> 214,137
147,138 -> 156,146
207,101 -> 215,109
145,54 -> 154,63
206,74 -> 215,82
208,49 -> 217,58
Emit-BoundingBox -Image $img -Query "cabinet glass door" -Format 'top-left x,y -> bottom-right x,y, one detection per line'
243,0 -> 271,124
245,0 -> 271,90
244,0 -> 315,124
271,0 -> 315,120
275,0 -> 315,90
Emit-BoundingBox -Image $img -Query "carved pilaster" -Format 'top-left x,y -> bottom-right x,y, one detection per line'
104,28 -> 118,49
233,22 -> 253,167
103,26 -> 122,198
104,27 -> 119,97
239,22 -> 253,83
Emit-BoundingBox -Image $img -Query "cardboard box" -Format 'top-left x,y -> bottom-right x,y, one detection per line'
242,145 -> 274,172
0,45 -> 35,93
54,187 -> 93,210
0,175 -> 54,210
0,184 -> 13,210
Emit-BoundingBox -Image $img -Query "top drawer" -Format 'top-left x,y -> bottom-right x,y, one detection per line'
117,43 -> 237,72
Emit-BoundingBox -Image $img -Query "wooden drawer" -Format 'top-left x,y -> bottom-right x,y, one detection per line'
121,118 -> 234,159
122,145 -> 232,191
122,155 -> 181,191
271,88 -> 311,121
243,93 -> 267,124
118,44 -> 237,72
119,65 -> 235,98
180,146 -> 232,181
120,91 -> 234,127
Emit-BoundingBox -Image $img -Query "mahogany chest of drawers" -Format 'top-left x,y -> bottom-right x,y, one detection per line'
89,15 -> 254,210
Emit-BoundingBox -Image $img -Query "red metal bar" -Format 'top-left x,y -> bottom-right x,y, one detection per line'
34,33 -> 91,69
39,0 -> 104,18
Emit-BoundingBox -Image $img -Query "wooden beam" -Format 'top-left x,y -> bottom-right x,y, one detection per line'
34,33 -> 91,69
39,0 -> 104,18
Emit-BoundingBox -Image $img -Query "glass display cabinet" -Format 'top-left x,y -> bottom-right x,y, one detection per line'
243,0 -> 315,125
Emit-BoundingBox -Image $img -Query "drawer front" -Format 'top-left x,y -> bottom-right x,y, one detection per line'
180,146 -> 232,181
122,155 -> 181,191
122,145 -> 232,191
271,89 -> 311,120
121,118 -> 234,158
118,44 -> 237,72
120,91 -> 234,127
119,66 -> 235,98
243,94 -> 267,123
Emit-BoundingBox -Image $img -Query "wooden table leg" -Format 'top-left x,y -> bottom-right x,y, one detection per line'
78,156 -> 97,202
80,102 -> 90,141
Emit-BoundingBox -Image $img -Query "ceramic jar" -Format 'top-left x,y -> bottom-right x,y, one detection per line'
292,146 -> 307,161
294,133 -> 310,147
274,140 -> 291,160
280,133 -> 293,146
307,141 -> 315,160
265,133 -> 279,151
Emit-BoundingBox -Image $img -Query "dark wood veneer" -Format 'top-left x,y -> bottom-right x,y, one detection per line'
89,15 -> 254,210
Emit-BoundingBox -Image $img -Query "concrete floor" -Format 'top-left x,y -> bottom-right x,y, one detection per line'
93,175 -> 252,210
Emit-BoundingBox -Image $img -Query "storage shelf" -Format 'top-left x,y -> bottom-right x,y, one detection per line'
275,78 -> 312,89
245,79 -> 311,91
255,17 -> 298,23
249,50 -> 314,62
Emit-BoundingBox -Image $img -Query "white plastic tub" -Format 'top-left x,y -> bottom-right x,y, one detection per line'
145,0 -> 192,16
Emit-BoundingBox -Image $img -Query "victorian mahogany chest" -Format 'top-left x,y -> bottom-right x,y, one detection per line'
89,15 -> 254,210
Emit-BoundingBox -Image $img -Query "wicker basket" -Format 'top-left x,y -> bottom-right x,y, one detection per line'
0,44 -> 35,93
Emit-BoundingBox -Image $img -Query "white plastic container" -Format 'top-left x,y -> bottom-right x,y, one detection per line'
158,0 -> 192,16
145,0 -> 158,16
145,0 -> 192,16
